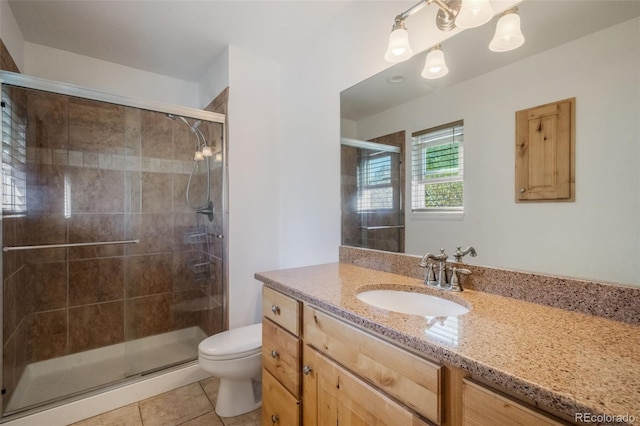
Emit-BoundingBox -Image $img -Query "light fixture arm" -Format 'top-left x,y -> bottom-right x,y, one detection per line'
396,0 -> 460,32
397,0 -> 429,21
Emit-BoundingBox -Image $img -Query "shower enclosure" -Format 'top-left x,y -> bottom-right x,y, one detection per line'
0,72 -> 227,418
341,134 -> 405,253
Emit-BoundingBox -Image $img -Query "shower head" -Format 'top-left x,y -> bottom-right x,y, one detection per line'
168,114 -> 201,134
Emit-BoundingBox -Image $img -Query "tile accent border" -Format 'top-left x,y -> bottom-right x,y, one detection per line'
339,246 -> 640,325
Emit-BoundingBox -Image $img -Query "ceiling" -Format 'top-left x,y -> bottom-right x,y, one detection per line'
8,0 -> 379,82
341,0 -> 640,121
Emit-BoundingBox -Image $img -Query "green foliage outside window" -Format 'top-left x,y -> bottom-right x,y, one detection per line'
423,142 -> 462,208
424,181 -> 463,207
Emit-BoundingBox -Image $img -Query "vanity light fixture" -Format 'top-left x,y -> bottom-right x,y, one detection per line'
194,150 -> 204,161
384,18 -> 413,62
421,45 -> 449,79
455,0 -> 494,29
384,0 -> 525,78
489,8 -> 525,52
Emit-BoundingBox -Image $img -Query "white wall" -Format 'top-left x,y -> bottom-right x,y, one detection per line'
198,48 -> 229,109
24,42 -> 200,107
353,18 -> 640,285
226,46 -> 281,327
0,0 -> 24,70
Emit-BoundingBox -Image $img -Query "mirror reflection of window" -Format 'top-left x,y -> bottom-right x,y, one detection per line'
411,120 -> 464,212
357,152 -> 393,211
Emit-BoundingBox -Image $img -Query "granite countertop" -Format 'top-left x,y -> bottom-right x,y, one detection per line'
256,262 -> 640,425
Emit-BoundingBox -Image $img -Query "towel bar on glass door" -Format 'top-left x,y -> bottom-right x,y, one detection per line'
2,239 -> 140,252
359,225 -> 405,230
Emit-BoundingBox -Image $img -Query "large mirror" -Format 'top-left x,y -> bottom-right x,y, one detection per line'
340,0 -> 640,286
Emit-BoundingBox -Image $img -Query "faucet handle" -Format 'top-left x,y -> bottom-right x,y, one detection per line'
425,263 -> 437,286
449,267 -> 471,292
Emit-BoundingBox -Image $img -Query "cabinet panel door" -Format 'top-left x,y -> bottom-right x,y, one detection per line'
302,344 -> 318,426
304,305 -> 442,424
515,97 -> 575,202
262,369 -> 300,426
262,318 -> 300,396
313,349 -> 429,426
462,379 -> 565,426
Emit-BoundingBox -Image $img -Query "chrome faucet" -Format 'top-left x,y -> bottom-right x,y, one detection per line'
419,248 -> 449,288
454,245 -> 477,262
419,248 -> 471,291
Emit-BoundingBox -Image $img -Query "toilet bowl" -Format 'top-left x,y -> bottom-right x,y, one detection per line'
198,323 -> 262,417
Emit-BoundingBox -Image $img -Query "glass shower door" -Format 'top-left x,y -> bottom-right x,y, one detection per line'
341,135 -> 405,253
0,75 -> 226,417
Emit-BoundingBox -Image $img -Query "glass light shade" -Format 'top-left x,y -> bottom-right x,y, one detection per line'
421,48 -> 449,79
202,146 -> 213,157
455,0 -> 494,29
489,12 -> 525,52
194,151 -> 204,161
384,28 -> 413,63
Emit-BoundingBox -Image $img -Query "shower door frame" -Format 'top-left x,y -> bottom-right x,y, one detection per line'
0,70 -> 228,419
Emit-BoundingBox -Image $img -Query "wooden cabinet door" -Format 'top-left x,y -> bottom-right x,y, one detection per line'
304,346 -> 429,426
304,305 -> 442,424
515,98 -> 575,202
462,379 -> 565,426
301,344 -> 318,426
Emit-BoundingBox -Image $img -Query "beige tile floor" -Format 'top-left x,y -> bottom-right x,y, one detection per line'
71,377 -> 261,426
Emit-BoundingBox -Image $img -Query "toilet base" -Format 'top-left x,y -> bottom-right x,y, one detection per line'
215,377 -> 262,418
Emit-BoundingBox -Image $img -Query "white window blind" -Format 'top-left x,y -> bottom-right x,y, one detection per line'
411,120 -> 464,212
1,87 -> 27,214
357,152 -> 393,211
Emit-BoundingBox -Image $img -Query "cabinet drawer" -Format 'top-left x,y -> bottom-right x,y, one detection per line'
262,369 -> 300,426
304,305 -> 442,424
262,318 -> 301,396
262,286 -> 300,336
462,379 -> 565,426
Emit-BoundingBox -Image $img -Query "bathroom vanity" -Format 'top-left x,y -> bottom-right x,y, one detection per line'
257,248 -> 640,425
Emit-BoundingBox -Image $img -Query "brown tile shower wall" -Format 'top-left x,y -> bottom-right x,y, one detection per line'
1,85 -> 225,403
0,39 -> 20,74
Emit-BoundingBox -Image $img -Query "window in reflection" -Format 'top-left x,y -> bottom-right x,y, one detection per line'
424,316 -> 460,347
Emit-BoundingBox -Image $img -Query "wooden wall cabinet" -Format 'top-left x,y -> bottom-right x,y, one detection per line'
515,98 -> 575,202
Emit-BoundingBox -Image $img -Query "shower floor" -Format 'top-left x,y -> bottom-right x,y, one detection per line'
6,327 -> 207,414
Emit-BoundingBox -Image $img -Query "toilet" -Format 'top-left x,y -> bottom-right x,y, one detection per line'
198,323 -> 262,417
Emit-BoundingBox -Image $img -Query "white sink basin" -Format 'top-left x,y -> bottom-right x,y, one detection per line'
356,289 -> 469,317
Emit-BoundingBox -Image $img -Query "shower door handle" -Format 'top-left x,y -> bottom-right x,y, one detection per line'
2,239 -> 140,252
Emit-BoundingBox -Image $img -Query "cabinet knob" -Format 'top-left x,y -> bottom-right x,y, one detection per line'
519,188 -> 525,193
271,350 -> 279,359
303,365 -> 313,375
271,305 -> 280,315
271,414 -> 279,424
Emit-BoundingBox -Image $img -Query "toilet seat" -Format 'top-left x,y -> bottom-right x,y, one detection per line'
198,323 -> 262,361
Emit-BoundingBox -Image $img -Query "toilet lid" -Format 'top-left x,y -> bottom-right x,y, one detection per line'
198,323 -> 262,360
